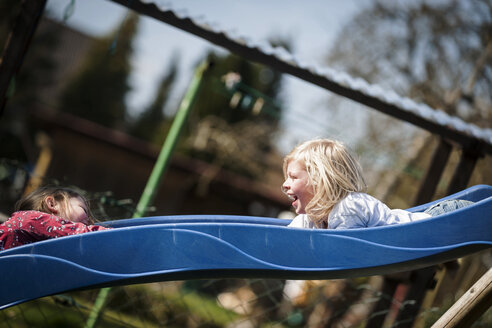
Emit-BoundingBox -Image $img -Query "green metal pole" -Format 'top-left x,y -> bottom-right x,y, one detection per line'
134,60 -> 210,218
84,60 -> 210,328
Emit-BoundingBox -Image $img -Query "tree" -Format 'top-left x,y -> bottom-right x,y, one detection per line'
59,12 -> 139,128
325,0 -> 492,202
328,0 -> 491,125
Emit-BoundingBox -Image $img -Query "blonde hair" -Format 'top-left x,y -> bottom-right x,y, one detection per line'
15,186 -> 93,223
283,138 -> 367,224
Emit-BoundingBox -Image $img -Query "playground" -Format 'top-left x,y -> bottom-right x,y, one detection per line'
0,1 -> 491,327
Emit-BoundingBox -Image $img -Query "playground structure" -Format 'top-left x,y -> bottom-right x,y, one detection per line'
0,1 -> 491,327
0,184 -> 491,311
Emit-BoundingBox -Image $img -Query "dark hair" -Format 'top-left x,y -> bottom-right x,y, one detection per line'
15,186 -> 93,223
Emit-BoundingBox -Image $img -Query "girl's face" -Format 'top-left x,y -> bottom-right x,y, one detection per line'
282,159 -> 314,215
46,195 -> 91,224
66,197 -> 90,225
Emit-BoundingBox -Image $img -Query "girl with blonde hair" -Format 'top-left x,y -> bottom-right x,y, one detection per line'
282,138 -> 472,229
0,186 -> 109,250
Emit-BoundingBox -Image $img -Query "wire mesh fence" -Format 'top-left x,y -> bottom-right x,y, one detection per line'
1,146 -> 491,328
3,273 -> 490,328
0,277 -> 395,327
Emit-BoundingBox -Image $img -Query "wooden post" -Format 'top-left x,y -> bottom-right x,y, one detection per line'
446,149 -> 481,195
393,266 -> 437,327
0,0 -> 47,114
390,143 -> 483,328
23,132 -> 52,195
431,268 -> 492,328
414,138 -> 452,205
365,276 -> 402,327
368,139 -> 453,328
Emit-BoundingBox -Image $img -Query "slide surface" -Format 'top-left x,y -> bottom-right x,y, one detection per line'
1,185 -> 490,309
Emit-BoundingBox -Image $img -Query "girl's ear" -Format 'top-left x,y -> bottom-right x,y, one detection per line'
45,196 -> 60,215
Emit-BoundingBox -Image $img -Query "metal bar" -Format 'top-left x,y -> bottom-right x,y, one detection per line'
134,60 -> 210,217
0,0 -> 47,115
83,287 -> 110,328
84,60 -> 210,328
108,0 -> 492,155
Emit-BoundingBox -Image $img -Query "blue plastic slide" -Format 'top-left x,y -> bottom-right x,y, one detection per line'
0,185 -> 490,309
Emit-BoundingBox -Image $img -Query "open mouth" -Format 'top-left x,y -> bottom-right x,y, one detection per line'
289,195 -> 298,209
287,194 -> 297,202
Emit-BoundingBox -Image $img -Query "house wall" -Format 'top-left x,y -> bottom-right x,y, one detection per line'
39,111 -> 290,221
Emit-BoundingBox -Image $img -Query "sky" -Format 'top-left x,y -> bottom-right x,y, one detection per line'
45,0 -> 373,151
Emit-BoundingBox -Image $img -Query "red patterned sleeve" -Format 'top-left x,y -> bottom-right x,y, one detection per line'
0,211 -> 111,250
31,213 -> 110,238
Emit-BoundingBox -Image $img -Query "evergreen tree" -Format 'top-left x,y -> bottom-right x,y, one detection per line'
129,54 -> 179,144
59,12 -> 139,128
